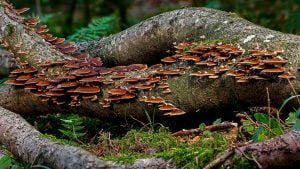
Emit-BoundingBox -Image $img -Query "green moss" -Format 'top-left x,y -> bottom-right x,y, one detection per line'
93,128 -> 251,168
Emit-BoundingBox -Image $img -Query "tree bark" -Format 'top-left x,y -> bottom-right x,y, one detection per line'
0,1 -> 299,120
235,130 -> 300,169
0,106 -> 122,169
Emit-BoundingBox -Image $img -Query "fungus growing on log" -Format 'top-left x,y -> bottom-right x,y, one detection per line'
1,0 -> 296,117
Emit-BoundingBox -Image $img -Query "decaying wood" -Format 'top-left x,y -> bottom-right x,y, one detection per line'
0,1 -> 299,119
204,130 -> 300,169
235,130 -> 300,168
172,122 -> 237,137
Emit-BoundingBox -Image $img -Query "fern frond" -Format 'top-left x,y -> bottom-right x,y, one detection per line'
67,15 -> 120,42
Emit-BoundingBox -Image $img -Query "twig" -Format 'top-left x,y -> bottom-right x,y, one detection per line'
203,149 -> 234,169
172,122 -> 237,137
129,115 -> 151,130
251,154 -> 262,169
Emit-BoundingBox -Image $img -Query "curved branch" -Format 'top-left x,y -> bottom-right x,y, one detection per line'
0,106 -> 122,169
76,8 -> 300,67
0,1 -> 299,119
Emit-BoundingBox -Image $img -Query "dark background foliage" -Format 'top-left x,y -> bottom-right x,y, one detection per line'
10,0 -> 300,38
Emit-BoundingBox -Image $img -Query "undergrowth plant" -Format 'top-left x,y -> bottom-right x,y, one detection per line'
67,15 -> 120,42
0,155 -> 51,169
241,95 -> 300,142
59,114 -> 86,142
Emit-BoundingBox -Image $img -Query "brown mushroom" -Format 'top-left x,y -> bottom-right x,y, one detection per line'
16,75 -> 32,81
57,82 -> 78,88
161,56 -> 176,63
164,108 -> 186,116
107,88 -> 127,96
278,72 -> 296,79
159,103 -> 176,111
261,68 -> 285,73
74,86 -> 101,94
5,79 -> 25,86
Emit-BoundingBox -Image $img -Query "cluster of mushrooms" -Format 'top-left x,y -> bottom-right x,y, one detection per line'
1,1 -> 296,116
162,42 -> 295,82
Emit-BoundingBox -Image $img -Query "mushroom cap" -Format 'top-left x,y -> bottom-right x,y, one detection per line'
263,58 -> 288,65
161,56 -> 176,63
10,68 -> 24,74
120,93 -> 136,100
164,108 -> 186,116
158,83 -> 169,89
79,76 -> 105,83
159,103 -> 176,111
175,42 -> 192,50
107,88 -> 127,96
16,75 -> 32,81
5,79 -> 25,86
162,88 -> 172,94
111,73 -> 126,79
127,64 -> 148,71
179,55 -> 201,62
74,86 -> 101,94
57,82 -> 78,88
58,75 -> 77,81
71,68 -> 92,76
64,63 -> 80,69
24,85 -> 37,90
25,77 -> 41,85
278,72 -> 296,79
36,80 -> 50,87
144,96 -> 165,104
261,68 -> 285,73
23,67 -> 38,74
46,91 -> 65,97
133,84 -> 155,90
239,59 -> 260,65
226,71 -> 245,77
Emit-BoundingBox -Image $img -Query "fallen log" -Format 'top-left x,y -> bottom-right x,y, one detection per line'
0,106 -> 122,169
0,0 -> 299,120
204,130 -> 300,169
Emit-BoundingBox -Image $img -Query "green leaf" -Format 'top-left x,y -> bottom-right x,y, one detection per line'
292,121 -> 300,130
285,112 -> 299,124
242,120 -> 255,133
270,118 -> 283,135
254,113 -> 269,124
252,127 -> 267,142
0,155 -> 12,169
